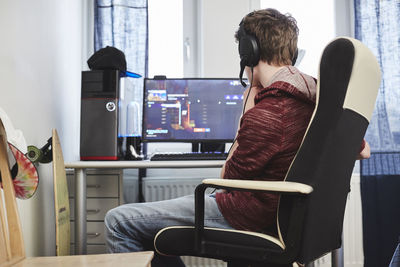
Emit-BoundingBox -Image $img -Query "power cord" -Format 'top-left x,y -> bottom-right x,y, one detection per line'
226,67 -> 254,155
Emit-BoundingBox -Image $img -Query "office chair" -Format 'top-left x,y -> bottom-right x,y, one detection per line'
154,37 -> 381,266
0,123 -> 153,266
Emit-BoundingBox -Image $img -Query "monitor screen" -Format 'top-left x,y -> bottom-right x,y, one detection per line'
142,78 -> 245,142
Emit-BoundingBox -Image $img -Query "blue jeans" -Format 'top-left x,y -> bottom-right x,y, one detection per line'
104,194 -> 233,266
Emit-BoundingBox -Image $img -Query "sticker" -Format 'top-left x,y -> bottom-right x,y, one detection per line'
106,102 -> 116,112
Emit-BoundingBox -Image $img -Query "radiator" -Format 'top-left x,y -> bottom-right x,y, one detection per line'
143,174 -> 363,267
143,177 -> 205,202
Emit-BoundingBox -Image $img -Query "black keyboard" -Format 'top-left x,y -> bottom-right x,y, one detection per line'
149,152 -> 228,161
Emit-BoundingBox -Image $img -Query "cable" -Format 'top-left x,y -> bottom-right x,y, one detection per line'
227,67 -> 255,155
216,67 -> 255,194
242,67 -> 254,116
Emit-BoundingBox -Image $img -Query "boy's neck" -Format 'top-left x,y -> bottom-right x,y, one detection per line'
258,62 -> 287,88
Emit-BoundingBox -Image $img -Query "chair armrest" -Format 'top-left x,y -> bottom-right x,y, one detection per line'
202,179 -> 313,194
193,178 -> 312,252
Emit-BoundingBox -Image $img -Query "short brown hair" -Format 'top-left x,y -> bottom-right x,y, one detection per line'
235,8 -> 299,66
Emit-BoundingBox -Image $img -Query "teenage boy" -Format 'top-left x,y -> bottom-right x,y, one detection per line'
104,8 -> 370,266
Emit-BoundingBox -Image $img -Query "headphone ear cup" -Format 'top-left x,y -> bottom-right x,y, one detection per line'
239,35 -> 260,67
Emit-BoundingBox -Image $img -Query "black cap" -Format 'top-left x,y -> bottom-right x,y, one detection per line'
87,46 -> 141,78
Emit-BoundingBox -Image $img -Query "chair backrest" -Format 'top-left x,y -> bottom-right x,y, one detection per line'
277,37 -> 381,263
0,119 -> 26,265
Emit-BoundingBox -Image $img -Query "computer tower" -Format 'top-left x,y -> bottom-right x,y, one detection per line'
80,70 -> 120,160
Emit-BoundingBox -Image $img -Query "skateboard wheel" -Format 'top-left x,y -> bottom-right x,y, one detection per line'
27,145 -> 43,163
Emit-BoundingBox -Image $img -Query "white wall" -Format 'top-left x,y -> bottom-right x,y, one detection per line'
0,0 -> 82,256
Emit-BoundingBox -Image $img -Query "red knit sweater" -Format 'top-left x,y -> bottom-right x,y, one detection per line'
215,66 -> 317,234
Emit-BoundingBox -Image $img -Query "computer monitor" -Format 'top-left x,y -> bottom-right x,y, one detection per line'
142,78 -> 245,146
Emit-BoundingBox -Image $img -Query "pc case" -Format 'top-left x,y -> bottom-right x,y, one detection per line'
80,70 -> 120,160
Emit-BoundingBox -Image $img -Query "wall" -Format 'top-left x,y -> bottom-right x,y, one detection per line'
0,0 -> 82,256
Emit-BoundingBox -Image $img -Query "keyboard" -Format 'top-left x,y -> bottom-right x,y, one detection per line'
149,152 -> 228,161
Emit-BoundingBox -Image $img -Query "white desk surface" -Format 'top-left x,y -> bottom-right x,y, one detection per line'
65,160 -> 225,169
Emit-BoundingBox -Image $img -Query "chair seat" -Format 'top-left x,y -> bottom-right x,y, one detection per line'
155,226 -> 284,261
11,251 -> 154,267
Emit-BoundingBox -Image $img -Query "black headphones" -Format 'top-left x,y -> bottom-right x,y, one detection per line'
238,20 -> 259,87
238,21 -> 260,69
238,17 -> 298,87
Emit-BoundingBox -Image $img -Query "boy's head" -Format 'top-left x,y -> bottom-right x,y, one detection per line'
236,8 -> 299,66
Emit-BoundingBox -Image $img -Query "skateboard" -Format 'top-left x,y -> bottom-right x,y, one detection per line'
5,144 -> 39,199
0,124 -> 39,200
52,129 -> 70,256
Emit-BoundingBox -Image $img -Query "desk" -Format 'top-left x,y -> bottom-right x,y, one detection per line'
64,160 -> 225,255
16,251 -> 154,267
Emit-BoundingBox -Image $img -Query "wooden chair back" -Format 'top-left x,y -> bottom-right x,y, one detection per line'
0,119 -> 26,266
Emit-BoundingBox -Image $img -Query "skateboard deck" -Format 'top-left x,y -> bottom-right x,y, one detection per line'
52,129 -> 70,256
6,143 -> 39,199
0,135 -> 38,200
0,119 -> 25,260
0,106 -> 38,200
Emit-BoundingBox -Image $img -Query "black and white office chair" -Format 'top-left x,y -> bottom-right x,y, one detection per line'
154,37 -> 381,266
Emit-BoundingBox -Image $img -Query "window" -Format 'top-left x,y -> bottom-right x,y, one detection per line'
148,0 -> 184,78
260,0 -> 336,77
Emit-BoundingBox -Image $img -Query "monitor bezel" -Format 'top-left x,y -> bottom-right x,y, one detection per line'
141,77 -> 246,143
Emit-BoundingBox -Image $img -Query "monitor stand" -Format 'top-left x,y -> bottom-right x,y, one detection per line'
192,142 -> 225,153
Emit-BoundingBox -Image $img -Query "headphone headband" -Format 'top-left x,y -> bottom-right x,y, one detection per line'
237,17 -> 298,87
238,13 -> 299,64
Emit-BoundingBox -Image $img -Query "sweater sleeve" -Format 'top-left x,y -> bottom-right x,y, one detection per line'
223,99 -> 283,179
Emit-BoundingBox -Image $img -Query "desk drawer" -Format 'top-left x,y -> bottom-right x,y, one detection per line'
67,173 -> 120,198
69,198 -> 119,221
71,221 -> 106,244
87,244 -> 107,254
70,244 -> 107,255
